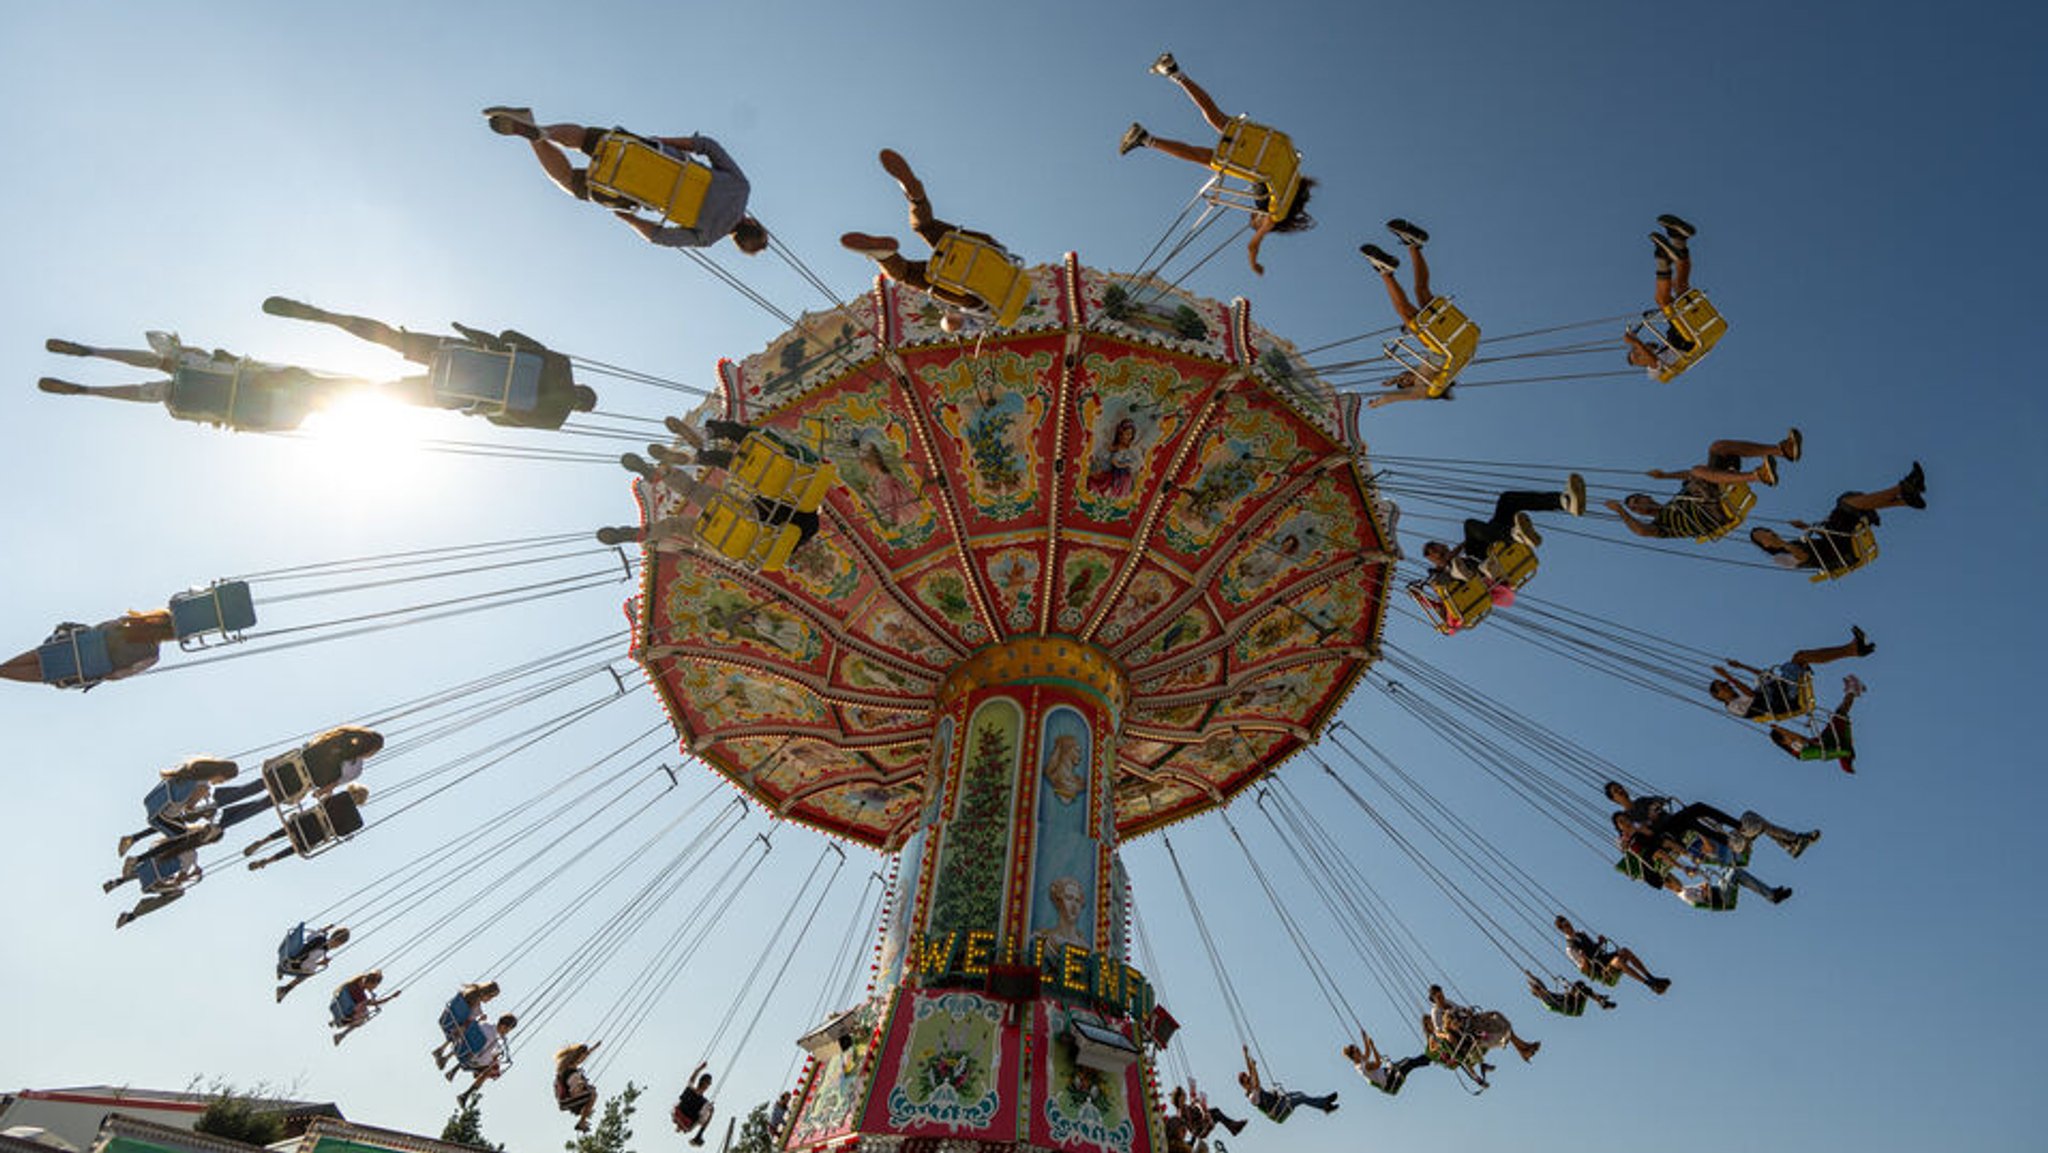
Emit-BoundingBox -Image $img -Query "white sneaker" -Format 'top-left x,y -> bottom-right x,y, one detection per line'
1563,474 -> 1587,516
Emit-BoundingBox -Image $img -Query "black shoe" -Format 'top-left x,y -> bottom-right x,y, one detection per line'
1657,213 -> 1696,240
1768,886 -> 1793,904
596,526 -> 640,547
1386,218 -> 1430,247
1358,243 -> 1399,274
1650,232 -> 1683,263
1901,487 -> 1926,510
1851,625 -> 1874,657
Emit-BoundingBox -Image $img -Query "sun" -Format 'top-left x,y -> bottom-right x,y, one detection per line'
293,388 -> 444,497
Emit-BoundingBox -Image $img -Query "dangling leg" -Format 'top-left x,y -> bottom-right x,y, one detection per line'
1738,810 -> 1820,858
115,889 -> 184,928
1159,60 -> 1233,132
37,377 -> 172,403
1792,627 -> 1875,667
1608,946 -> 1669,992
45,339 -> 173,370
1358,245 -> 1417,325
261,298 -> 441,364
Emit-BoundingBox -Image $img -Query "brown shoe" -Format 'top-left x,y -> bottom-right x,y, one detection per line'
877,149 -> 923,199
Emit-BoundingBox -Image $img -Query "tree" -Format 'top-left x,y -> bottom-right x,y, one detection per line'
566,1081 -> 641,1153
439,1099 -> 504,1152
189,1079 -> 287,1146
730,1103 -> 775,1153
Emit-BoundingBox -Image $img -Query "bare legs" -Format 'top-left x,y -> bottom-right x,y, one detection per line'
261,298 -> 440,365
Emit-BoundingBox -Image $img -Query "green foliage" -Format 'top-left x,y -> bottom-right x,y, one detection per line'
439,1099 -> 504,1151
190,1081 -> 285,1146
928,719 -> 1014,934
1171,305 -> 1208,340
730,1103 -> 776,1153
565,1081 -> 642,1153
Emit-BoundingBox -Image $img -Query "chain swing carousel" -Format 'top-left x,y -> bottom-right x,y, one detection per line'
626,253 -> 1393,1153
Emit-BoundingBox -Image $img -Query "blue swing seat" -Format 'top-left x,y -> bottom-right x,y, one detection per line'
170,580 -> 256,649
429,344 -> 546,418
440,994 -> 477,1040
165,361 -> 316,431
36,625 -> 114,687
330,986 -> 363,1028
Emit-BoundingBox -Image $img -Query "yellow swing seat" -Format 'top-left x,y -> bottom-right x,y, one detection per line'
1744,667 -> 1818,724
1692,482 -> 1757,543
926,232 -> 1030,327
1385,296 -> 1481,397
1804,521 -> 1879,583
1410,540 -> 1539,635
693,491 -> 804,572
1203,118 -> 1302,223
585,132 -> 715,228
1630,288 -> 1727,382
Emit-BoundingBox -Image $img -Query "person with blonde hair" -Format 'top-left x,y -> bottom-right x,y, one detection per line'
329,969 -> 398,1045
555,1041 -> 602,1132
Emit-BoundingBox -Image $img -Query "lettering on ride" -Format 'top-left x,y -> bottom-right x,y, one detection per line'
906,930 -> 1155,1018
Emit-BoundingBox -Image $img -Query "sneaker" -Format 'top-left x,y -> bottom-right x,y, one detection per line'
1222,1118 -> 1246,1137
877,147 -> 920,191
1788,829 -> 1821,859
116,834 -> 137,856
44,338 -> 91,356
620,452 -> 657,479
1512,511 -> 1543,549
665,415 -> 706,449
1782,427 -> 1803,462
101,879 -> 121,894
1842,673 -> 1867,696
1448,555 -> 1479,582
840,231 -> 900,256
689,1135 -> 706,1147
1768,886 -> 1794,904
1358,243 -> 1399,274
596,526 -> 641,547
1648,976 -> 1672,995
115,912 -> 133,929
1755,457 -> 1778,487
1386,218 -> 1430,247
1901,486 -> 1926,510
1563,473 -> 1587,516
1118,123 -> 1150,156
1650,232 -> 1683,263
1149,51 -> 1179,77
262,295 -> 322,320
1851,624 -> 1874,657
1656,213 -> 1696,240
37,377 -> 86,395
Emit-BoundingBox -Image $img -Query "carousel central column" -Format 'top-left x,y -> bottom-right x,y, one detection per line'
783,638 -> 1163,1153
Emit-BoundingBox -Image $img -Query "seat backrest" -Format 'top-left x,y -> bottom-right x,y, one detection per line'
36,626 -> 114,687
927,233 -> 1030,327
1806,522 -> 1879,582
1666,289 -> 1727,353
694,491 -> 764,561
1209,119 -> 1301,221
587,133 -> 714,227
1483,540 -> 1539,588
1408,297 -> 1480,391
170,580 -> 258,642
263,750 -> 313,806
429,345 -> 545,416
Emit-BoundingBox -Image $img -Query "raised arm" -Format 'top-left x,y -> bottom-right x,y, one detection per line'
1605,499 -> 1661,538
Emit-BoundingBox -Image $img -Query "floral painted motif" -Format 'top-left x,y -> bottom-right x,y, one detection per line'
927,349 -> 1052,521
886,992 -> 1006,1131
665,568 -> 824,664
1043,1006 -> 1136,1153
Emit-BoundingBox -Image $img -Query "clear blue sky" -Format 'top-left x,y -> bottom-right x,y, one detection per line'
2,2 -> 2043,1151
